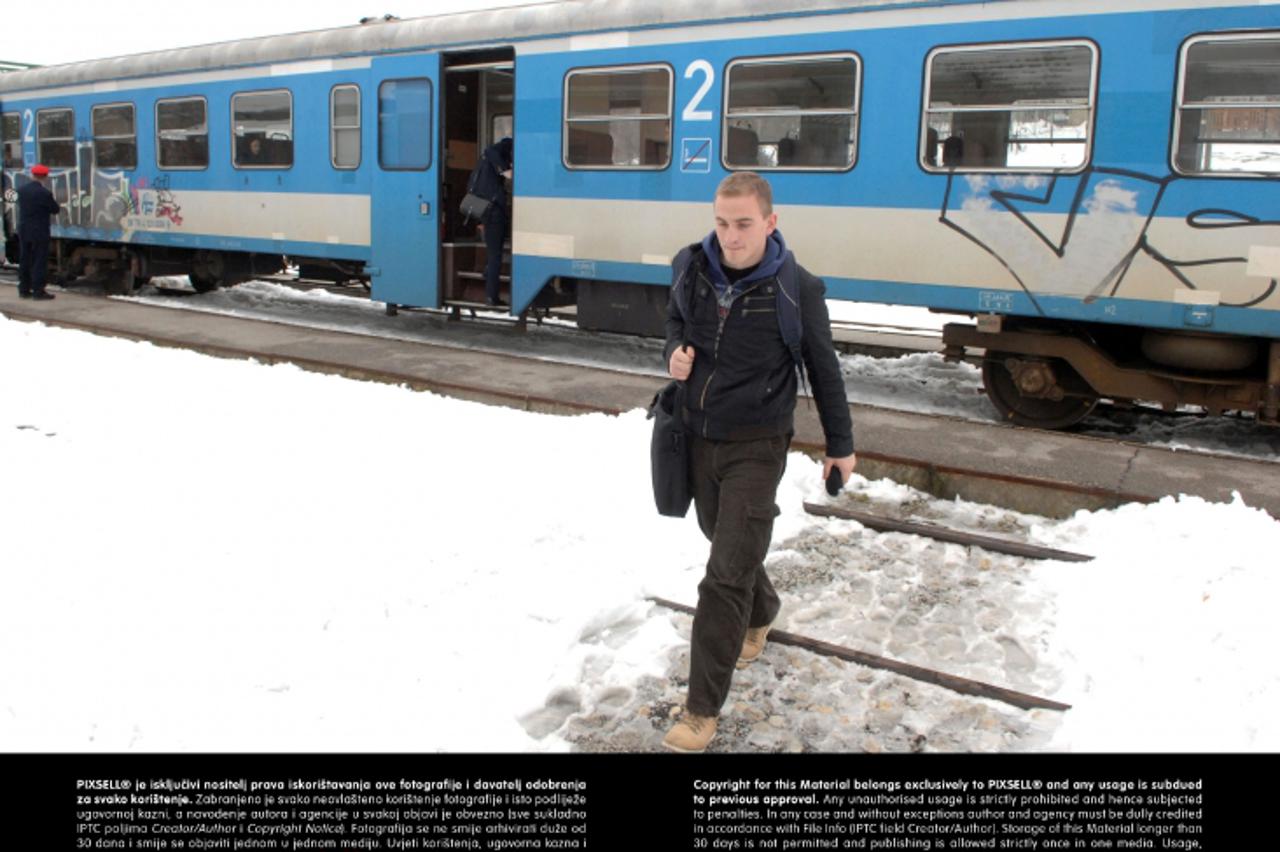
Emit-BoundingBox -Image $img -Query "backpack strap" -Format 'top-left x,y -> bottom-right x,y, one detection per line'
671,243 -> 701,332
775,252 -> 805,378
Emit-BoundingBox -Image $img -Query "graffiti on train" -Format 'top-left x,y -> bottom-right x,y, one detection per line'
939,167 -> 1279,310
5,141 -> 184,238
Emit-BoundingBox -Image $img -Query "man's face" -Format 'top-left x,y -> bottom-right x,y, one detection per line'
714,191 -> 777,269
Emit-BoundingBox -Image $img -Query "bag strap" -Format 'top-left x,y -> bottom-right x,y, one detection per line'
466,158 -> 484,194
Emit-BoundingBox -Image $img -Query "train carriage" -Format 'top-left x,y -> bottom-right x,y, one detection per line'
2,0 -> 1278,428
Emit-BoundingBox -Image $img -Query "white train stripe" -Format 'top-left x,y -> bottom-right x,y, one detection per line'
99,190 -> 371,246
513,195 -> 1280,310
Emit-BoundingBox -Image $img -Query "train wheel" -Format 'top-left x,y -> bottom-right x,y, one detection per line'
104,251 -> 150,296
104,268 -> 134,295
981,352 -> 1098,429
189,272 -> 219,293
190,251 -> 224,292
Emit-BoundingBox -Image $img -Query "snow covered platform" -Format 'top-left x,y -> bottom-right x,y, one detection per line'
4,285 -> 1277,519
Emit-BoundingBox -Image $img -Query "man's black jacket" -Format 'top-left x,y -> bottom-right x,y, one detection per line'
470,138 -> 512,208
664,232 -> 854,458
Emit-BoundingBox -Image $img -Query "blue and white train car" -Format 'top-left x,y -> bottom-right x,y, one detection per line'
2,0 -> 1278,427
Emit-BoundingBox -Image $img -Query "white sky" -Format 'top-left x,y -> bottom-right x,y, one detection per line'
6,0 -> 550,67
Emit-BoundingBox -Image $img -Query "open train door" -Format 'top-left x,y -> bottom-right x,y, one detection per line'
370,52 -> 442,309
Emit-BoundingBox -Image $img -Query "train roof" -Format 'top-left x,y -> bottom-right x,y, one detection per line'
0,0 -> 1021,94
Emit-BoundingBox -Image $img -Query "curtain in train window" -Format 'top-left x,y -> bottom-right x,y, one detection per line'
564,65 -> 671,169
331,84 -> 361,169
1175,34 -> 1280,175
2,113 -> 22,169
93,104 -> 137,170
923,42 -> 1095,172
724,55 -> 859,170
232,90 -> 293,168
378,78 -> 432,170
37,109 -> 76,168
157,98 -> 209,169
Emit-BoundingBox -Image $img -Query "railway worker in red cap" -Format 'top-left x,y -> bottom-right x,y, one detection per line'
661,171 -> 857,753
16,164 -> 61,300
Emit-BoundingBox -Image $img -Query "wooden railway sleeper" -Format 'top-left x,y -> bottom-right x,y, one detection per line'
803,502 -> 1093,562
647,596 -> 1070,713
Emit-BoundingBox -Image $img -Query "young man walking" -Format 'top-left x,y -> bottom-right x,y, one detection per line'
662,172 -> 856,753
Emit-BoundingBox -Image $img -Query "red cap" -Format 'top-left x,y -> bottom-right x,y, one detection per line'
31,164 -> 50,177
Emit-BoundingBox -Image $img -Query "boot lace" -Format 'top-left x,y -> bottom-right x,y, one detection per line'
683,714 -> 710,733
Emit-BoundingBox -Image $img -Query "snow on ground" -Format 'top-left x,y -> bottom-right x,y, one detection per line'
1039,495 -> 1280,751
2,313 -> 1278,753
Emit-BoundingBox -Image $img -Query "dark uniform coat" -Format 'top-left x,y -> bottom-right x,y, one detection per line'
17,179 -> 61,296
17,179 -> 60,241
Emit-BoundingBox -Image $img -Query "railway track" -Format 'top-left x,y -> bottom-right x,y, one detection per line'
647,503 -> 1086,716
140,270 -> 947,353
5,268 -> 1278,469
109,273 -> 1280,439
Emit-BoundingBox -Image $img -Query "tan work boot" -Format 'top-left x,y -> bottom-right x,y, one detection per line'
663,711 -> 718,753
737,624 -> 772,668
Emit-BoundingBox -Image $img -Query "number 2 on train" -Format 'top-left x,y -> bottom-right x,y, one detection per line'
683,60 -> 714,121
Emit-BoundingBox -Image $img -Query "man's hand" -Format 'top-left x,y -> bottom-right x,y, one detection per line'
822,454 -> 857,490
669,345 -> 695,381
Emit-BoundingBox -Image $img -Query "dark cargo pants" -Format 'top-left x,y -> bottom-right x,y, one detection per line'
481,202 -> 508,304
686,433 -> 789,718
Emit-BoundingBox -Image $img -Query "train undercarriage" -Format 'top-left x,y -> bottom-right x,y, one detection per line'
41,240 -> 288,296
945,316 -> 1280,429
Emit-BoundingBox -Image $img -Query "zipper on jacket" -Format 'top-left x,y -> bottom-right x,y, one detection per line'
697,272 -> 721,435
697,274 -> 776,437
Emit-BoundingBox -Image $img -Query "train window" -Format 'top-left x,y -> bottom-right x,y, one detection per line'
723,54 -> 859,171
1174,32 -> 1280,176
922,41 -> 1096,173
233,89 -> 293,169
492,114 -> 513,146
36,108 -> 76,168
563,64 -> 672,169
378,78 -> 432,170
331,84 -> 361,170
157,97 -> 209,169
2,112 -> 21,169
92,103 -> 137,170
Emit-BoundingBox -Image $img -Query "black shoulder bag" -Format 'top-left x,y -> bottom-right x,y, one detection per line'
648,377 -> 691,517
460,158 -> 492,223
647,266 -> 695,518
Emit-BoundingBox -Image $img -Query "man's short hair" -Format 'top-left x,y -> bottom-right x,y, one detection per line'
716,171 -> 773,217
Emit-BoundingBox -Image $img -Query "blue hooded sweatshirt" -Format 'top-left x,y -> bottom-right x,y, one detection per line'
699,228 -> 788,309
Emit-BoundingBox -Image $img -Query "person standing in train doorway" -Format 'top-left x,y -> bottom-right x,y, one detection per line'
16,164 -> 61,301
662,172 -> 857,753
472,136 -> 513,307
